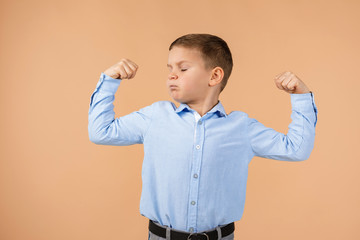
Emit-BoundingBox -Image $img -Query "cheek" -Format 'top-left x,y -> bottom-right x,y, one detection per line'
191,72 -> 210,88
181,70 -> 210,91
183,78 -> 201,92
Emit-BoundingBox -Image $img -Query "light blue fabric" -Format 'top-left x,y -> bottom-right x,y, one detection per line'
88,73 -> 318,233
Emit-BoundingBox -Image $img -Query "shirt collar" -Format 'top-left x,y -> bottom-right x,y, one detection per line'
174,101 -> 227,118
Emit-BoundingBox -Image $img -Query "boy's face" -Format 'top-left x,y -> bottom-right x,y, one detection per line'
167,46 -> 213,104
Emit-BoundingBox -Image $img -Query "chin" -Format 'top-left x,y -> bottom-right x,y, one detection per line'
170,96 -> 187,104
171,98 -> 183,103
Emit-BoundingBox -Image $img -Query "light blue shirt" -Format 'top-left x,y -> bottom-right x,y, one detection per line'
88,73 -> 318,233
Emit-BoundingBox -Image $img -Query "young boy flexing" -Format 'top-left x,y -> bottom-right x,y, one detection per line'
88,34 -> 317,240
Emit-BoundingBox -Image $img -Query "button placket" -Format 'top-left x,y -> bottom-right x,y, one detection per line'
187,118 -> 205,233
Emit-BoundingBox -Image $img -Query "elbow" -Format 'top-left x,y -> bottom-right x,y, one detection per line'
89,131 -> 102,145
88,120 -> 113,145
88,127 -> 106,145
290,152 -> 311,161
88,125 -> 125,146
89,136 -> 101,145
288,145 -> 314,161
286,134 -> 315,161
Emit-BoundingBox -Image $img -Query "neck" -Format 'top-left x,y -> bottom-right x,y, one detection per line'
187,97 -> 219,117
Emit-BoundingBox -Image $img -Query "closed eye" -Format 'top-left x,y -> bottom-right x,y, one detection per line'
181,69 -> 188,72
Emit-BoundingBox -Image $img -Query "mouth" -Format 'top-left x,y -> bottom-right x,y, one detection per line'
169,85 -> 178,88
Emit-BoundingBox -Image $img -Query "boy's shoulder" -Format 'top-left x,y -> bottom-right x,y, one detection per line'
150,100 -> 176,109
227,110 -> 250,121
143,100 -> 177,114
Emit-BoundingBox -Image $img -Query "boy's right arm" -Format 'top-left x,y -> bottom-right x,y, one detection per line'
88,59 -> 153,146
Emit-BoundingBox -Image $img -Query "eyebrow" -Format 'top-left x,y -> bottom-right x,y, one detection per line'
167,60 -> 192,68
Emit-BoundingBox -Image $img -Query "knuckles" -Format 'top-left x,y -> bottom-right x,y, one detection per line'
111,58 -> 138,79
119,58 -> 129,63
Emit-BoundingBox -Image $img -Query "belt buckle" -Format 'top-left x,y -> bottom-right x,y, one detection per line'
187,232 -> 209,240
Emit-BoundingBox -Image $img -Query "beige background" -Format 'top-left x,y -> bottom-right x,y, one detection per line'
1,0 -> 359,239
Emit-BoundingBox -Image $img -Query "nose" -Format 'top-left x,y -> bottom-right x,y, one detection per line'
168,72 -> 178,80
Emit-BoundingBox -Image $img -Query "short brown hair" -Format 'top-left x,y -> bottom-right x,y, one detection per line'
169,33 -> 233,92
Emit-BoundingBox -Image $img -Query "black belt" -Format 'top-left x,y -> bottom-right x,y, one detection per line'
149,220 -> 235,240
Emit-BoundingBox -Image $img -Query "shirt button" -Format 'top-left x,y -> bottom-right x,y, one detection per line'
193,174 -> 198,178
198,120 -> 202,125
191,201 -> 196,205
196,145 -> 201,149
189,227 -> 194,233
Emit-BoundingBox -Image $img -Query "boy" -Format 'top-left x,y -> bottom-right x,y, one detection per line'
88,34 -> 317,240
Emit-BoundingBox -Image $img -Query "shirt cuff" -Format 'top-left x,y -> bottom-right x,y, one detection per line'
95,72 -> 122,94
290,92 -> 318,126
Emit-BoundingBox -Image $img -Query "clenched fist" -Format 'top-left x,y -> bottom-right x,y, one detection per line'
104,59 -> 138,79
274,71 -> 310,94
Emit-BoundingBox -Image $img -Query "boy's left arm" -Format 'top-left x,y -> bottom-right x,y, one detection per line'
249,71 -> 318,161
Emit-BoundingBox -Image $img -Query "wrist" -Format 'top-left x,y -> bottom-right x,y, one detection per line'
104,70 -> 120,79
293,86 -> 310,94
294,90 -> 311,94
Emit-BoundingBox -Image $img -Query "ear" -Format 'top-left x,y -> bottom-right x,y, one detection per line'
208,67 -> 224,87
